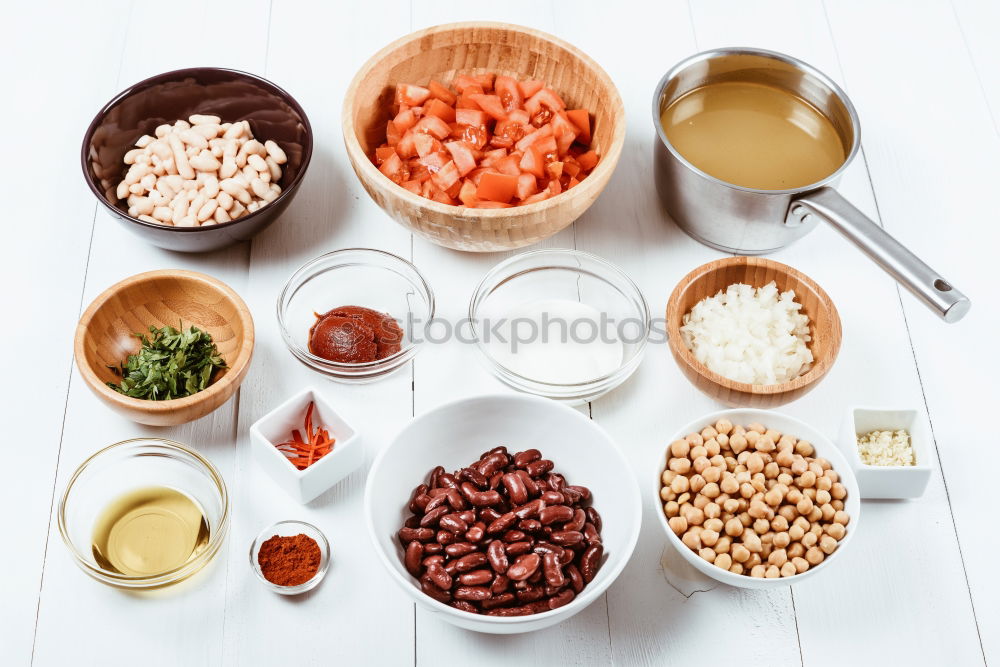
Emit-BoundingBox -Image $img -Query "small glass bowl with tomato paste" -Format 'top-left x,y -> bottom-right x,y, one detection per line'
278,248 -> 434,382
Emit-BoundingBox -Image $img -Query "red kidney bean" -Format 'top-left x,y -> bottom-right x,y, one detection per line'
515,585 -> 544,603
551,530 -> 584,547
481,592 -> 516,609
586,507 -> 602,532
485,605 -> 530,617
505,540 -> 531,556
438,472 -> 459,490
519,519 -> 543,534
460,482 -> 502,507
561,487 -> 583,504
408,484 -> 429,512
404,541 -> 424,576
526,459 -> 554,477
583,522 -> 602,545
398,527 -> 434,544
543,552 -> 566,588
436,530 -> 457,545
483,445 -> 508,458
478,507 -> 501,523
548,588 -> 575,610
444,542 -> 476,558
559,548 -> 575,566
422,554 -> 444,568
424,494 -> 448,513
465,522 -> 486,543
539,505 -> 574,525
457,510 -> 476,523
487,540 -> 509,573
514,498 -> 546,519
445,488 -> 466,510
419,505 -> 448,528
459,569 -> 493,586
454,586 -> 491,602
427,562 -> 453,590
515,469 -> 539,497
424,543 -> 442,555
443,560 -> 458,576
403,515 -> 421,529
513,449 -> 541,467
580,543 -> 603,583
546,472 -> 566,491
541,490 -> 565,505
439,513 -> 468,534
565,508 -> 587,532
491,574 -> 510,594
489,472 -> 503,490
421,577 -> 451,603
486,511 -> 517,534
450,600 -> 478,613
567,485 -> 591,501
565,563 -> 585,593
454,552 -> 487,572
502,473 -> 529,505
429,465 -> 445,488
533,541 -> 564,556
460,467 -> 490,488
507,553 -> 541,581
477,452 -> 509,477
503,530 -> 526,542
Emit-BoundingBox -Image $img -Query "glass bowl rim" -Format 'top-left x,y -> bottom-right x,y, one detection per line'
57,437 -> 230,585
468,248 -> 651,389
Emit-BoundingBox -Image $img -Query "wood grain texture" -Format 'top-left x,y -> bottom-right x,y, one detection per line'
665,257 -> 841,408
342,21 -> 625,251
75,270 -> 254,426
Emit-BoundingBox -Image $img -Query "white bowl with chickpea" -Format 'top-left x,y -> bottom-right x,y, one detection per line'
656,409 -> 860,589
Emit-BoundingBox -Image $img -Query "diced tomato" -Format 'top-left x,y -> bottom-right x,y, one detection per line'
535,134 -> 558,156
418,150 -> 450,172
480,148 -> 507,168
374,146 -> 397,165
379,152 -> 404,183
566,109 -> 591,145
395,84 -> 430,107
413,115 -> 451,140
444,179 -> 462,199
472,201 -> 513,208
547,179 -> 562,195
508,109 -> 530,124
459,124 -> 488,150
386,120 -> 401,147
429,189 -> 455,205
525,88 -> 566,115
515,173 -> 537,200
456,94 -> 481,110
423,98 -> 456,123
518,146 -> 545,178
491,119 -> 527,149
469,94 -> 507,121
496,154 -> 521,176
428,80 -> 457,105
577,150 -> 599,171
455,108 -> 488,127
400,179 -> 422,194
393,108 -> 418,132
458,180 -> 478,206
521,191 -> 550,205
476,172 -> 518,203
515,124 -> 554,152
471,73 -> 495,91
563,160 -> 581,179
494,75 -> 524,112
431,160 -> 461,192
396,131 -> 417,158
413,133 -> 442,158
546,161 -> 564,180
519,79 -> 544,98
444,141 -> 478,176
454,75 -> 485,94
566,177 -> 580,189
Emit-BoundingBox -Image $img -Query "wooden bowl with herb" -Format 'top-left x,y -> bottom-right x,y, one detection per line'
74,270 -> 254,425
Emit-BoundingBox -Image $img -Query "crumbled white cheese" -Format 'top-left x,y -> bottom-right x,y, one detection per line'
857,429 -> 914,466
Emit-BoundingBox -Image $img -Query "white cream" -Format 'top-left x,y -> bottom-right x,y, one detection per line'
487,299 -> 624,385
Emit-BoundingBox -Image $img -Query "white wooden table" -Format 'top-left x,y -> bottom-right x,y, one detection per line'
3,1 -> 996,665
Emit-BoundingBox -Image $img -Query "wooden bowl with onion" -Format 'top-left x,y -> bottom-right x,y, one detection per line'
74,270 -> 254,426
665,257 -> 841,408
342,21 -> 625,251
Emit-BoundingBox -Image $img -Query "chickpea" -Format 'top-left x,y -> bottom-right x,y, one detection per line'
831,500 -> 845,511
748,422 -> 766,434
795,440 -> 814,457
689,474 -> 706,494
670,475 -> 689,495
768,549 -> 788,567
770,515 -> 789,532
756,436 -> 776,454
659,487 -> 673,502
816,475 -> 833,492
730,434 -> 748,454
668,516 -> 688,535
702,482 -> 721,499
750,565 -> 766,578
703,517 -> 724,533
775,450 -> 794,468
787,543 -> 805,559
690,445 -> 707,460
661,469 -> 677,486
703,466 -> 722,484
704,502 -> 721,520
786,488 -> 803,505
709,454 -> 727,468
793,516 -> 810,531
753,518 -> 770,535
669,439 -> 690,458
714,536 -> 732,553
764,462 -> 781,479
693,494 -> 710,510
808,506 -> 823,523
778,434 -> 797,450
751,477 -> 767,494
735,470 -> 751,484
831,483 -> 847,500
810,523 -> 824,537
803,487 -> 816,501
725,518 -> 744,537
780,561 -> 797,577
747,453 -> 765,474
717,433 -> 730,449
746,553 -> 762,569
739,483 -> 755,500
682,529 -> 701,550
801,532 -> 818,548
791,556 -> 809,573
788,524 -> 805,542
669,457 -> 691,474
808,462 -> 824,478
677,492 -> 691,505
797,470 -> 816,488
805,547 -> 825,565
825,469 -> 840,484
701,426 -> 718,440
705,439 -> 721,458
773,531 -> 791,549
778,506 -> 797,523
796,496 -> 814,516
664,501 -> 680,517
723,498 -> 740,513
699,547 -> 716,563
732,544 -> 751,563
715,418 -> 734,435
777,472 -> 793,487
693,456 -> 711,474
826,523 -> 846,540
738,512 -> 752,527
720,475 -> 740,495
748,501 -> 770,520
764,565 -> 781,578
760,532 -> 774,546
701,529 -> 720,547
819,535 -> 838,555
834,511 -> 850,526
715,553 -> 733,571
815,489 -> 831,505
743,532 -> 763,553
745,430 -> 760,447
730,563 -> 744,575
790,458 -> 808,475
764,488 -> 783,507
686,432 -> 704,447
760,543 -> 773,559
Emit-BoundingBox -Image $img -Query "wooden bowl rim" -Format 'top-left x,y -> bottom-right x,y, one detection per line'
341,20 -> 626,220
74,269 -> 255,415
665,257 -> 842,396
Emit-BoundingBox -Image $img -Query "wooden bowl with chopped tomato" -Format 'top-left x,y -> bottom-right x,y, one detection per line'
342,22 -> 625,251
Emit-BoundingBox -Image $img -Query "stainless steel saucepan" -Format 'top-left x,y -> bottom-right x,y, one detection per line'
652,47 -> 969,322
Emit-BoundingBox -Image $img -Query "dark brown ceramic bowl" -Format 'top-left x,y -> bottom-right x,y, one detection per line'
82,67 -> 312,253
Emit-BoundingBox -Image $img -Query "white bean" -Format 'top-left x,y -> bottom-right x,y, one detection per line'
220,178 -> 252,205
247,153 -> 268,173
137,214 -> 159,223
124,148 -> 143,164
135,134 -> 154,148
152,206 -> 172,222
189,150 -> 221,172
201,174 -> 219,198
250,178 -> 269,199
115,181 -> 130,199
154,123 -> 172,138
213,206 -> 231,223
219,156 -> 237,179
265,156 -> 282,182
264,139 -> 287,164
216,190 -> 233,210
191,124 -> 221,140
168,134 -> 194,179
189,114 -> 221,125
197,199 -> 218,222
223,122 -> 245,140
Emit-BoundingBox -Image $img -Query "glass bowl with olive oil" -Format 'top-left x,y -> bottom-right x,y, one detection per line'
58,438 -> 229,589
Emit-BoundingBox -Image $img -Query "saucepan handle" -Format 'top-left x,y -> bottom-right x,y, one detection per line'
791,187 -> 970,323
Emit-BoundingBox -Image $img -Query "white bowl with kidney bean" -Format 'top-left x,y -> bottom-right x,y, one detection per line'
656,409 -> 861,589
365,393 -> 641,634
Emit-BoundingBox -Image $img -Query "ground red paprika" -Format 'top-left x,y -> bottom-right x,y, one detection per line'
257,533 -> 321,586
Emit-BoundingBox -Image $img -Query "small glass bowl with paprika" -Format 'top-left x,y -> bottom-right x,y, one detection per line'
250,520 -> 330,595
277,248 -> 435,383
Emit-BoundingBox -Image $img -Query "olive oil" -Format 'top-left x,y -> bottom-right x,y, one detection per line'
92,486 -> 209,576
660,80 -> 846,190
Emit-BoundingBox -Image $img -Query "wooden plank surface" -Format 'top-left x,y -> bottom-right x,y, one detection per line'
3,1 -> 994,665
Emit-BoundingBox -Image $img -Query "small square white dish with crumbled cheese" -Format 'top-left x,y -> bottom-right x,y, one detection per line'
837,407 -> 932,499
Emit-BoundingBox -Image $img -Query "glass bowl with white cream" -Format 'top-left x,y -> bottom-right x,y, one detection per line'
469,249 -> 650,404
